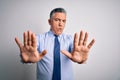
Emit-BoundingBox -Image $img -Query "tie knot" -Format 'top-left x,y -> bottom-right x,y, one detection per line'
54,34 -> 59,37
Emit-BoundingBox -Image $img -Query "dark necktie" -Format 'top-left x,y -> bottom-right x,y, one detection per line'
52,35 -> 61,80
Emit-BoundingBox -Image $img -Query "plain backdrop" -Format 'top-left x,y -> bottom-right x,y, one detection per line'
0,0 -> 120,80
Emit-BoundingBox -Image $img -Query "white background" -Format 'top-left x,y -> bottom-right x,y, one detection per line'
0,0 -> 120,80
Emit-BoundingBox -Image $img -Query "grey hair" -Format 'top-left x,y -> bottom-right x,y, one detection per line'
50,8 -> 66,19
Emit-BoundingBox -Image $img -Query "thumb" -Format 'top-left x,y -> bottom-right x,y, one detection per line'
15,37 -> 23,48
61,50 -> 72,59
39,50 -> 47,59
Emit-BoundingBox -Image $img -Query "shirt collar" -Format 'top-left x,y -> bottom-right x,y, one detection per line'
48,30 -> 63,38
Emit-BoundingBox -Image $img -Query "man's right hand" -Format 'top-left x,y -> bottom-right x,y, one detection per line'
15,30 -> 47,63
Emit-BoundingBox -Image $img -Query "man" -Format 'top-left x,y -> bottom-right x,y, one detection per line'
15,8 -> 95,80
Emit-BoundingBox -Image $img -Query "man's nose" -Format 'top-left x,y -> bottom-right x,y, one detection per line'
59,21 -> 63,26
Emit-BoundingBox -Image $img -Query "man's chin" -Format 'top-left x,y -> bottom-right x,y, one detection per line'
56,31 -> 63,35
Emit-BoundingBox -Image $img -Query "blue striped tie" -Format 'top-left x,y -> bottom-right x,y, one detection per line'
52,35 -> 61,80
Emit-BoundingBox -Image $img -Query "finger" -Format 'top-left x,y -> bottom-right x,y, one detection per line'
32,33 -> 37,48
74,33 -> 78,49
15,37 -> 23,48
28,30 -> 32,46
87,39 -> 95,49
83,32 -> 88,46
78,31 -> 84,45
24,32 -> 27,46
39,50 -> 47,59
61,50 -> 72,59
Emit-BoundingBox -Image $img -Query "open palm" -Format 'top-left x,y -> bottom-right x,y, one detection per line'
15,30 -> 47,63
61,31 -> 95,64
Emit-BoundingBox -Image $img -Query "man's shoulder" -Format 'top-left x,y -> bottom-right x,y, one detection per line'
36,31 -> 48,40
62,33 -> 73,40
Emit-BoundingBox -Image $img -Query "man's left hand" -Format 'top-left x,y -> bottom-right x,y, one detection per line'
61,31 -> 95,64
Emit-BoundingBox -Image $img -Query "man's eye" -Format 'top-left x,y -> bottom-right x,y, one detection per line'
63,20 -> 66,23
54,19 -> 59,21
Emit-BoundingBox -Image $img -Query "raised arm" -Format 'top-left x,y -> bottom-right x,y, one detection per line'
15,30 -> 47,63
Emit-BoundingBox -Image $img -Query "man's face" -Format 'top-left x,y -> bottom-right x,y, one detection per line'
48,12 -> 66,35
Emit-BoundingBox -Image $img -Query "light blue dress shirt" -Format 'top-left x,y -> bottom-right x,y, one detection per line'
36,30 -> 73,80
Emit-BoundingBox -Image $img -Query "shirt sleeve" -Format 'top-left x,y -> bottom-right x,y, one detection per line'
36,34 -> 41,53
68,35 -> 74,53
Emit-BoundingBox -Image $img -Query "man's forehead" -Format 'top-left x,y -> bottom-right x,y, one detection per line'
52,12 -> 66,19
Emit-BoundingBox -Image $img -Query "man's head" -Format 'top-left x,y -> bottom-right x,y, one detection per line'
48,8 -> 66,35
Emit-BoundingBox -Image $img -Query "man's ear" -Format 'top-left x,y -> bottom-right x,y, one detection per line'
48,19 -> 51,25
